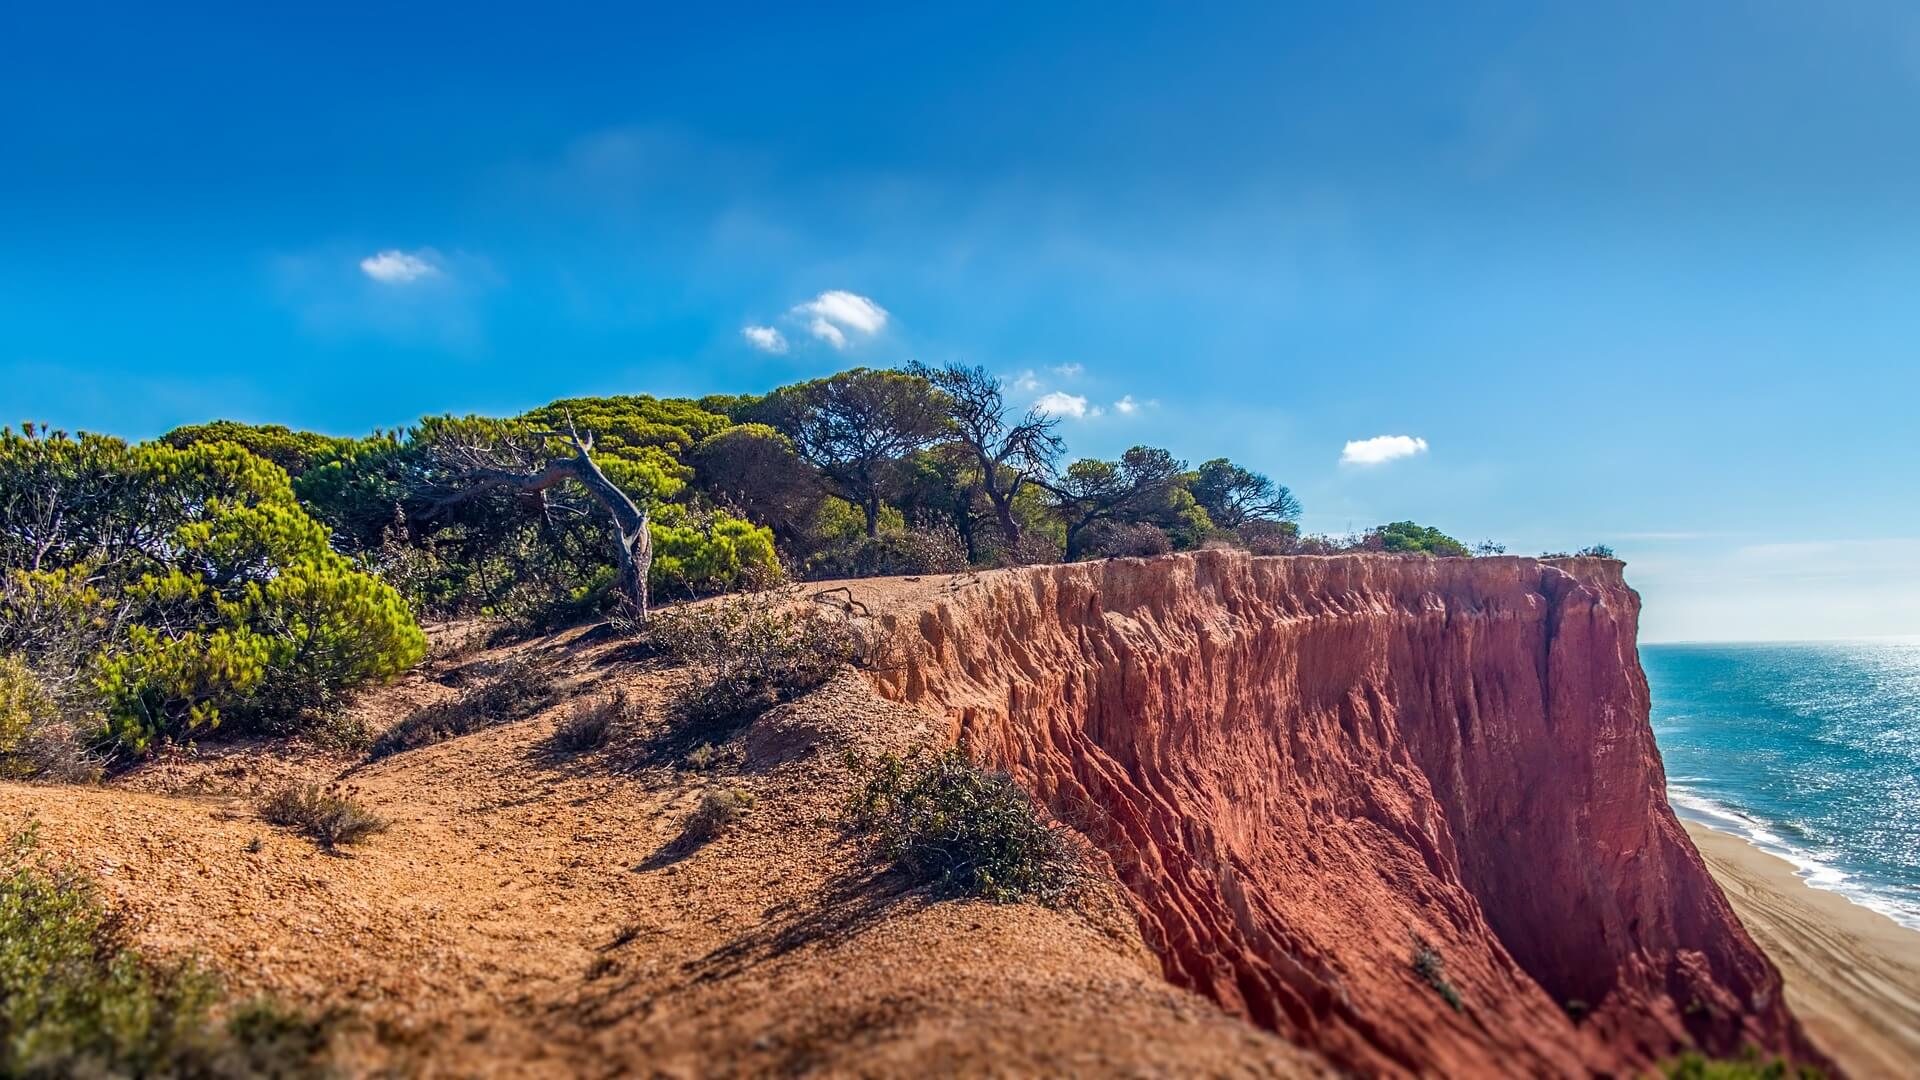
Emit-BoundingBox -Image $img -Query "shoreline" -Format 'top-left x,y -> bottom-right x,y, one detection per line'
1685,821 -> 1920,1078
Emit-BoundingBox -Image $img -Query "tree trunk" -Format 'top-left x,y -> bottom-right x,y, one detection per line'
863,495 -> 881,537
430,429 -> 652,619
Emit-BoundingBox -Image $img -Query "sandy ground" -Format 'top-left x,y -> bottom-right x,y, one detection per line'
1686,822 -> 1920,1078
0,616 -> 1321,1078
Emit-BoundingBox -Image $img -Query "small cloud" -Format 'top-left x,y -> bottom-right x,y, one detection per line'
1340,434 -> 1430,466
1112,394 -> 1155,416
1012,369 -> 1042,393
807,317 -> 847,349
358,249 -> 442,284
793,289 -> 887,349
741,325 -> 788,354
1051,362 -> 1084,377
1035,391 -> 1093,419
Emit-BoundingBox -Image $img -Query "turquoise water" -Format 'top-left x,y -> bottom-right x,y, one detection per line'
1645,639 -> 1920,929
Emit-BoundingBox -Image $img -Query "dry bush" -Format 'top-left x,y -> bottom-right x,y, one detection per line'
804,522 -> 970,580
552,689 -> 632,753
258,784 -> 389,851
0,654 -> 103,783
645,589 -> 856,731
683,786 -> 755,842
369,653 -> 560,759
1079,521 -> 1173,559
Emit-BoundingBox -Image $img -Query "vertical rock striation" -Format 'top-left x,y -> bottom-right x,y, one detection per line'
866,551 -> 1817,1077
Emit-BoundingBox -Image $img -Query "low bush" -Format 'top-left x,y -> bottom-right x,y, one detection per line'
258,784 -> 389,851
843,748 -> 1083,906
0,654 -> 103,784
1079,520 -> 1173,559
646,590 -> 856,731
804,523 -> 969,580
0,825 -> 333,1076
552,689 -> 631,752
1661,1051 -> 1825,1079
1410,937 -> 1464,1012
368,654 -> 560,759
684,786 -> 756,842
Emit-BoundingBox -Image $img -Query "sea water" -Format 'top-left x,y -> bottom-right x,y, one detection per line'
1644,639 -> 1920,929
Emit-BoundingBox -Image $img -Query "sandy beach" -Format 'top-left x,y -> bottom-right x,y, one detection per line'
1686,822 -> 1920,1077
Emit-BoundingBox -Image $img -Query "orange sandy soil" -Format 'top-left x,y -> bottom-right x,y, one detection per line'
0,585 -> 1323,1078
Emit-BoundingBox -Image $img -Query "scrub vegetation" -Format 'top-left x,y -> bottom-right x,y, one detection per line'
3,363 -> 1533,774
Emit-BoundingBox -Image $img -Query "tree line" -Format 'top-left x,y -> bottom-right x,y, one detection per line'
2,362 -> 1507,767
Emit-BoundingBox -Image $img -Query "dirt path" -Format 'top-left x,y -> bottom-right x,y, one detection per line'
2,620 -> 1318,1078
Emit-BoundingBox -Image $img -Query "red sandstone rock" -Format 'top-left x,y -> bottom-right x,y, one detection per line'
867,551 -> 1821,1078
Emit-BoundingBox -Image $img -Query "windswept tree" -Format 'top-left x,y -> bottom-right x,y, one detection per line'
1189,458 -> 1300,529
907,361 -> 1063,552
408,417 -> 657,617
1045,446 -> 1195,560
762,368 -> 950,536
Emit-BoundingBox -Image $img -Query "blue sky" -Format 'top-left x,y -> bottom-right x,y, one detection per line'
5,2 -> 1918,640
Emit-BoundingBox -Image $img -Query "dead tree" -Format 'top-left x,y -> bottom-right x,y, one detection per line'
425,418 -> 653,619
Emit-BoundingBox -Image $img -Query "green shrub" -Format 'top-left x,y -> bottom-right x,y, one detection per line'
0,655 -> 101,783
1362,521 -> 1470,557
647,590 -> 856,730
0,825 -> 332,1076
684,786 -> 756,842
258,783 -> 389,851
648,505 -> 782,599
0,426 -> 426,755
843,748 -> 1084,906
1661,1050 -> 1825,1079
368,654 -> 559,759
804,523 -> 969,580
1410,937 -> 1464,1012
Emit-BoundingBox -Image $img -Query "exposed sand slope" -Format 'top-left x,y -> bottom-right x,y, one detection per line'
1687,822 -> 1920,1079
0,619 -> 1323,1078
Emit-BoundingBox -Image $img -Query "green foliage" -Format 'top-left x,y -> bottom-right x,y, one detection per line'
0,427 -> 426,754
1366,520 -> 1471,557
1410,938 -> 1464,1012
0,825 -> 333,1077
1052,446 -> 1206,560
761,368 -> 951,535
647,590 -> 856,730
159,420 -> 352,477
1189,458 -> 1300,529
803,523 -> 969,580
648,505 -> 780,599
1661,1051 -> 1825,1079
0,655 -> 53,770
683,786 -> 756,842
844,748 -> 1084,905
257,783 -> 389,850
520,394 -> 729,505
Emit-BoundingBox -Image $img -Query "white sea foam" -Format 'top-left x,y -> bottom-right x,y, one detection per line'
1668,784 -> 1920,930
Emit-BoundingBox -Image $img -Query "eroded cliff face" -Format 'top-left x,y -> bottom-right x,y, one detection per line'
866,552 -> 1815,1077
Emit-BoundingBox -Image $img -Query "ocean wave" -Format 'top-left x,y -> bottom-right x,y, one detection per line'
1667,784 -> 1920,930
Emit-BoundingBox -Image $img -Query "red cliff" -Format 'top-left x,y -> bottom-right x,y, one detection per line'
866,552 -> 1818,1077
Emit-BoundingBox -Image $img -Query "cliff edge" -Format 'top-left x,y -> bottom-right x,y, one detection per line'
865,551 -> 1818,1077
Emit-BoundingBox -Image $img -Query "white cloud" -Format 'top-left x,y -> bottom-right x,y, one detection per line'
807,317 -> 846,349
1340,434 -> 1429,466
358,249 -> 441,284
793,289 -> 887,349
1035,391 -> 1093,419
1113,394 -> 1153,415
1012,369 -> 1042,393
1051,362 -> 1084,377
741,325 -> 788,354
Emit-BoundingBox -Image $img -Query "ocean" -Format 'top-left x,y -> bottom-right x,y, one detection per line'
1645,639 -> 1920,930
